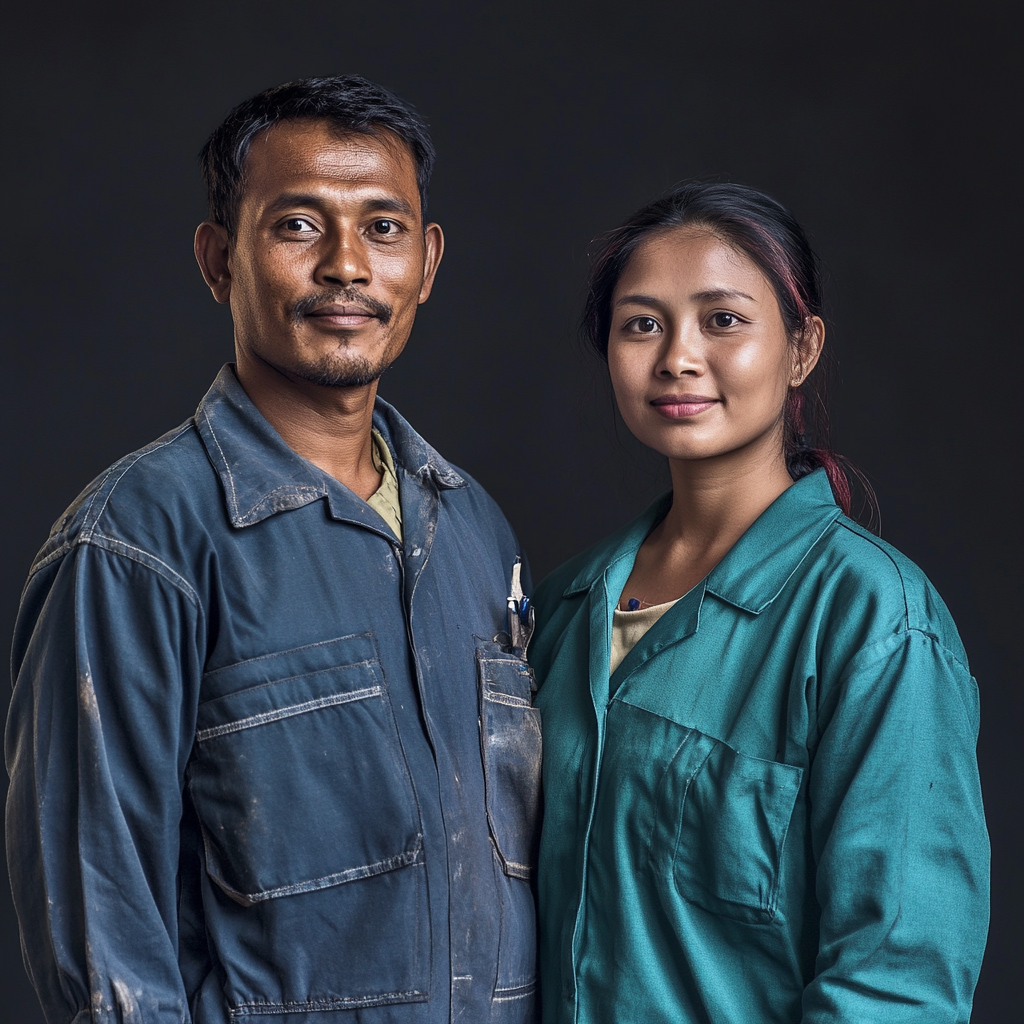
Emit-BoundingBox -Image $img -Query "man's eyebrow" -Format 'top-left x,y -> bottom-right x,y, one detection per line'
363,195 -> 416,216
265,192 -> 416,217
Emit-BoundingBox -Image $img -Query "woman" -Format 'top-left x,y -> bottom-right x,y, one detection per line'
530,183 -> 989,1023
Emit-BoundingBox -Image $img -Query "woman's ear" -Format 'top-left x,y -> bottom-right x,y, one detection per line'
790,315 -> 825,386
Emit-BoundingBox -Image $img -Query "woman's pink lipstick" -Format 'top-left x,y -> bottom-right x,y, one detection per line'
651,394 -> 720,419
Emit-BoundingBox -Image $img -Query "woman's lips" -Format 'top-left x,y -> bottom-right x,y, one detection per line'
650,394 -> 720,418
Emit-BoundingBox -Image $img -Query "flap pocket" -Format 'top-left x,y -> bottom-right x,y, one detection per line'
477,644 -> 542,880
189,633 -> 423,905
655,730 -> 802,924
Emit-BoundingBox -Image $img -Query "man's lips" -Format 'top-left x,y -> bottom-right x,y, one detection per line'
292,290 -> 393,326
650,394 -> 720,418
306,303 -> 378,324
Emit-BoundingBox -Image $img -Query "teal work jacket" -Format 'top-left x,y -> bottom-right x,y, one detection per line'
531,470 -> 989,1024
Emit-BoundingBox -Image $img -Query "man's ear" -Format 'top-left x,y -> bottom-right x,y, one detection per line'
194,222 -> 233,304
417,222 -> 445,304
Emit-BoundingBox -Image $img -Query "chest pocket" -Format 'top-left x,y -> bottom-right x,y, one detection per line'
186,633 -> 430,1012
190,633 -> 423,903
651,725 -> 803,925
477,643 -> 543,880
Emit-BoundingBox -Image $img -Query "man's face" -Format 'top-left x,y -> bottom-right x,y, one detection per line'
201,119 -> 442,389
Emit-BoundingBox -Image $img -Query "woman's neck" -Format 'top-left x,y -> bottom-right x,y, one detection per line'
662,447 -> 794,556
617,445 -> 794,610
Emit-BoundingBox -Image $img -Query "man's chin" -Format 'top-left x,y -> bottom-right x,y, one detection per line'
293,357 -> 391,389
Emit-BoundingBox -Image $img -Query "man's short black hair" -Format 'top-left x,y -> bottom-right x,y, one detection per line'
199,75 -> 436,237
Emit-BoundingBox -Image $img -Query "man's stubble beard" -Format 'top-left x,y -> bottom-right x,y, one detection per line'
288,287 -> 400,388
296,348 -> 395,388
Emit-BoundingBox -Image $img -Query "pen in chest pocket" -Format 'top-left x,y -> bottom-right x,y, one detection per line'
506,557 -> 535,658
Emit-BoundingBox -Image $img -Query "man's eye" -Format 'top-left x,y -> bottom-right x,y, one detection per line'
284,218 -> 314,233
628,316 -> 661,334
372,219 -> 399,235
711,312 -> 741,328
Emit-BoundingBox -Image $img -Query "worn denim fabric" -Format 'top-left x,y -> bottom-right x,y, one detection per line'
7,365 -> 541,1024
532,470 -> 989,1024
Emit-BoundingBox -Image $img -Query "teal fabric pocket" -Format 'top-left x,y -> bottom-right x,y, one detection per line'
655,729 -> 803,924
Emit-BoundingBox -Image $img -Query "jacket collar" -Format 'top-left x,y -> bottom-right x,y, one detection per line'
562,469 -> 842,615
195,365 -> 467,528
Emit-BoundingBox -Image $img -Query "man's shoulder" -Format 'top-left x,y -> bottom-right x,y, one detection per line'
31,417 -> 215,574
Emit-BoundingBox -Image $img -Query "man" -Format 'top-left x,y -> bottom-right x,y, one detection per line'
7,76 -> 541,1024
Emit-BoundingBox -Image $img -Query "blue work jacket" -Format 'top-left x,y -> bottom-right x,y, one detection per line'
531,470 -> 989,1023
7,366 -> 541,1024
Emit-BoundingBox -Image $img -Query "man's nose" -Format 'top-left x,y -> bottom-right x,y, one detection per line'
316,226 -> 372,287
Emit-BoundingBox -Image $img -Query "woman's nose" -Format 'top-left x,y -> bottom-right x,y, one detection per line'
656,324 -> 704,377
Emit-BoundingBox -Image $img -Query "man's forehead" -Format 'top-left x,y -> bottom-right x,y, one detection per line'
245,119 -> 417,184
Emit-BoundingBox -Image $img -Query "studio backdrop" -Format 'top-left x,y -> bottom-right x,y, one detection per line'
2,2 -> 1020,1020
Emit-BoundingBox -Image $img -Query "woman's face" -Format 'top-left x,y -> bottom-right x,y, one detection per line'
608,226 -> 820,469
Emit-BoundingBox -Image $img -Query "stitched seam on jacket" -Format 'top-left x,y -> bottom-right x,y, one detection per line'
82,425 -> 193,536
834,517 -> 912,629
199,661 -> 379,707
201,404 -> 240,515
29,426 -> 193,576
493,979 -> 537,1001
217,845 -> 424,903
196,685 -> 382,741
483,691 -> 532,709
83,533 -> 201,608
227,988 -> 428,1015
204,634 -> 376,678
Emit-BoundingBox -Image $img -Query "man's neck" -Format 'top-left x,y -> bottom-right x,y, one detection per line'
234,355 -> 383,501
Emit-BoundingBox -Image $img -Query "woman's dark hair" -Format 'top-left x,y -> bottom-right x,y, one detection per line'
582,181 -> 861,517
199,75 -> 435,238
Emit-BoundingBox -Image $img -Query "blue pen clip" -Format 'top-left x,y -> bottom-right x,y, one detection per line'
506,557 -> 535,656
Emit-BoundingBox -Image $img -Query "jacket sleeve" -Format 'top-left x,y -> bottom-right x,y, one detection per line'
6,541 -> 204,1024
803,629 -> 989,1022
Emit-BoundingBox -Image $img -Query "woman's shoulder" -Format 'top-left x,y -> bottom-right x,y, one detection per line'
812,514 -> 967,666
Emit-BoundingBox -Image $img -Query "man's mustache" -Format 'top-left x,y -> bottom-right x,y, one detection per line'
292,289 -> 393,325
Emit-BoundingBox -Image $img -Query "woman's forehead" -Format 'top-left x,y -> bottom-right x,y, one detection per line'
617,226 -> 773,298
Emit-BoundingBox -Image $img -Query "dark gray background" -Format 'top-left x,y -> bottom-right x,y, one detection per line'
2,1 -> 1020,1019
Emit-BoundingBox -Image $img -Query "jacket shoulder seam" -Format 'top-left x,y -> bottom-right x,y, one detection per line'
903,625 -> 972,677
832,518 -> 912,629
836,627 -> 972,690
79,422 -> 196,538
78,532 -> 201,608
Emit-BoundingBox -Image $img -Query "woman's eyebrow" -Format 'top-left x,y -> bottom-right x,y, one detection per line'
690,288 -> 756,302
615,288 -> 757,307
614,293 -> 662,307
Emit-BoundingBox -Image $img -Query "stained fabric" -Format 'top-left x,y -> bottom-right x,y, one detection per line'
6,365 -> 540,1024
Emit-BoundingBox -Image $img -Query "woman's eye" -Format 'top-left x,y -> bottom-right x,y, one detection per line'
711,312 -> 741,328
629,316 -> 661,334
